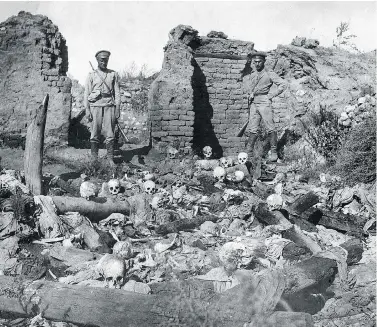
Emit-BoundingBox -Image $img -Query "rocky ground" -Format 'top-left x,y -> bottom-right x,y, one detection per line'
0,136 -> 375,326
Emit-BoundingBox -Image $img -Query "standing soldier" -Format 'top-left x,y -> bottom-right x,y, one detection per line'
243,52 -> 287,162
84,50 -> 121,166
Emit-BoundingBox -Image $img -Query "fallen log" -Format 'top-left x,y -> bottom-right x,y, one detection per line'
288,191 -> 320,215
24,94 -> 49,195
155,213 -> 219,235
51,196 -> 131,222
0,255 -> 334,327
299,207 -> 368,237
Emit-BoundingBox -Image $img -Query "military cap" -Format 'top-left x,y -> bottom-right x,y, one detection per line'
249,51 -> 267,59
95,50 -> 111,58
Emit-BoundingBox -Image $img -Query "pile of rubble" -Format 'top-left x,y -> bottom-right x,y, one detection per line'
338,94 -> 376,127
0,145 -> 375,326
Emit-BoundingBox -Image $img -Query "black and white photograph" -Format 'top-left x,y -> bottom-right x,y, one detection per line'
0,1 -> 376,326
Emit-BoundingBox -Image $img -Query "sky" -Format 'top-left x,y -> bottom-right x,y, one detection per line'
0,1 -> 376,84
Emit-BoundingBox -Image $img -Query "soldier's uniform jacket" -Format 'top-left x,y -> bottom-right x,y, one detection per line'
84,69 -> 121,108
243,69 -> 287,102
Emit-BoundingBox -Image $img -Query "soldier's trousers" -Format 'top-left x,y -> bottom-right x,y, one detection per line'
247,96 -> 275,134
90,106 -> 116,144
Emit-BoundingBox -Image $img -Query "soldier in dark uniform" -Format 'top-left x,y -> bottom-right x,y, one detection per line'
243,52 -> 287,162
84,50 -> 120,166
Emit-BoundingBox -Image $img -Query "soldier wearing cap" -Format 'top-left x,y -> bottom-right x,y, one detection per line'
243,51 -> 287,162
84,50 -> 121,165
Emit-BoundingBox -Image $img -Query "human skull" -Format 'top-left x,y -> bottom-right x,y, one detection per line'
213,166 -> 226,182
108,179 -> 120,195
143,180 -> 156,194
112,240 -> 133,259
167,146 -> 179,159
150,195 -> 164,209
80,181 -> 98,200
234,171 -> 245,182
238,152 -> 248,165
220,157 -> 234,168
203,146 -> 212,159
98,254 -> 126,289
266,194 -> 284,211
141,171 -> 154,181
357,97 -> 366,105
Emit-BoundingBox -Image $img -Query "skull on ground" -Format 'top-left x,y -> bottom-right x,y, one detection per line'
108,179 -> 120,195
220,157 -> 233,168
238,152 -> 248,165
80,181 -> 98,200
213,166 -> 226,182
167,147 -> 179,159
143,180 -> 156,194
98,254 -> 126,289
234,171 -> 245,182
203,146 -> 212,159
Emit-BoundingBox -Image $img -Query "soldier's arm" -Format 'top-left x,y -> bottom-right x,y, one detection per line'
84,73 -> 92,110
268,72 -> 287,100
114,72 -> 121,107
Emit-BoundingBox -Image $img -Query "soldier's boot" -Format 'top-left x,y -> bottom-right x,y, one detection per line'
246,133 -> 258,158
90,142 -> 99,163
268,131 -> 278,162
106,140 -> 116,168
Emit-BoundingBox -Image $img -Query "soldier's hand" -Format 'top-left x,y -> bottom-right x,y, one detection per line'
86,110 -> 93,123
115,105 -> 120,121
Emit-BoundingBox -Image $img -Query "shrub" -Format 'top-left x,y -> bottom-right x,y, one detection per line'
299,104 -> 347,165
332,118 -> 376,185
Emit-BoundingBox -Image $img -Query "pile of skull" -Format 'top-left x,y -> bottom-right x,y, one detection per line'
338,95 -> 376,127
79,145 -> 252,213
196,146 -> 249,184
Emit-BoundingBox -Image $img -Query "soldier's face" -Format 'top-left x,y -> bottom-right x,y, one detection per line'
97,56 -> 109,70
253,58 -> 265,72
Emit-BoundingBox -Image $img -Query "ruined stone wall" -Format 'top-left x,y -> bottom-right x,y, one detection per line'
149,26 -> 292,157
149,25 -> 197,153
0,11 -> 71,146
192,37 -> 253,157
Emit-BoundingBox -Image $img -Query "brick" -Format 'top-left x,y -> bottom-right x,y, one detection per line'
48,75 -> 59,81
180,126 -> 193,132
226,84 -> 241,90
219,99 -> 234,105
229,94 -> 243,100
179,114 -> 193,121
214,104 -> 227,110
228,104 -> 243,110
170,120 -> 186,126
213,73 -> 227,79
216,88 -> 231,94
153,131 -> 168,138
216,94 -> 229,100
231,64 -> 246,69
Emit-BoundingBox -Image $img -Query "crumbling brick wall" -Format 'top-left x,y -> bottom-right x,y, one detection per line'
0,11 -> 71,146
149,25 -> 290,157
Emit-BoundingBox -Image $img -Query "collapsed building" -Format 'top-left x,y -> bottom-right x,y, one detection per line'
149,25 -> 292,157
149,25 -> 375,157
0,11 -> 71,146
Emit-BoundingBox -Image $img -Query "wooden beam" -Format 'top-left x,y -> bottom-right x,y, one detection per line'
51,196 -> 131,222
24,94 -> 49,195
0,256 -> 335,327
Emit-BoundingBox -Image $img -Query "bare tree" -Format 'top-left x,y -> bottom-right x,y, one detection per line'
333,21 -> 359,52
